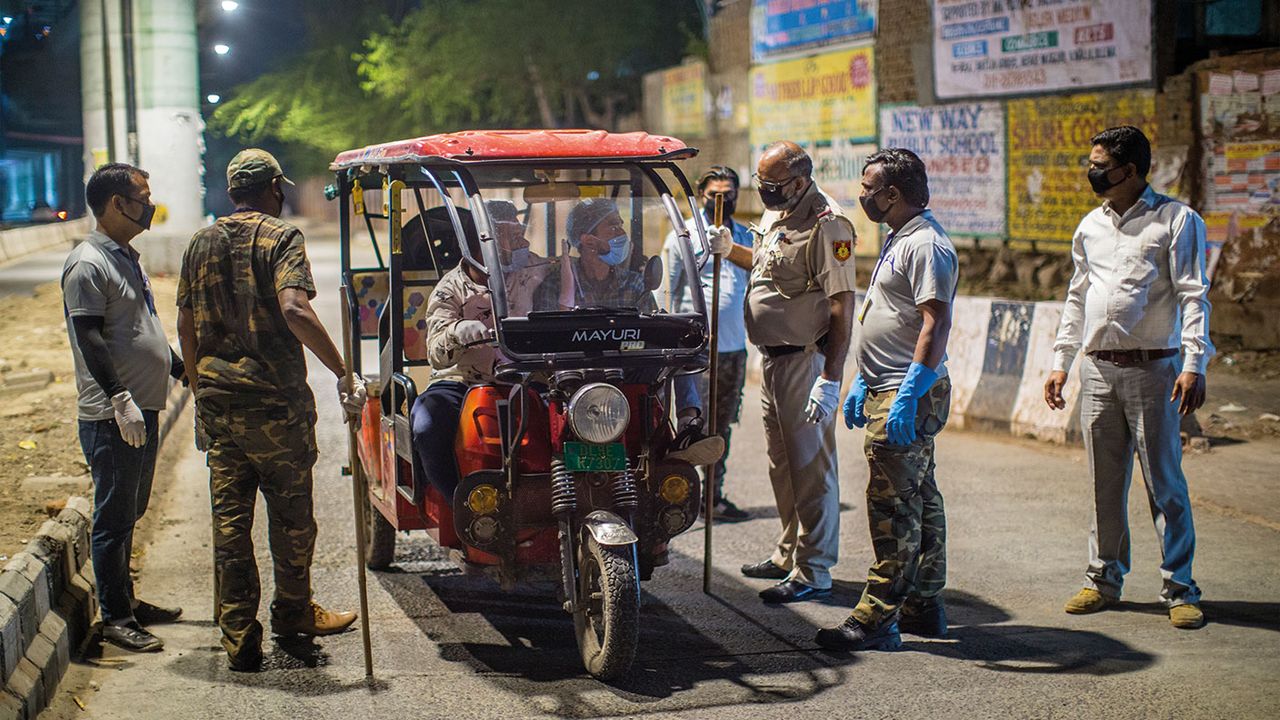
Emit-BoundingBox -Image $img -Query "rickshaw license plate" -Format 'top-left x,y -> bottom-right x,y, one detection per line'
564,442 -> 627,472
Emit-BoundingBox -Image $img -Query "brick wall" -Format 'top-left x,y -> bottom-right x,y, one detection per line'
877,0 -> 931,104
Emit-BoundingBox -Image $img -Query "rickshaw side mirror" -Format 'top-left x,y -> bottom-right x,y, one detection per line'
643,255 -> 663,292
523,182 -> 581,204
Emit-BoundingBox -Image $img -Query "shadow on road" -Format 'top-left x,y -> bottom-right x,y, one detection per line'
1111,600 -> 1280,633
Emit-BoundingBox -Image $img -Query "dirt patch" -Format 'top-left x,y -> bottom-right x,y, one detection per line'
1200,350 -> 1280,442
0,276 -> 179,559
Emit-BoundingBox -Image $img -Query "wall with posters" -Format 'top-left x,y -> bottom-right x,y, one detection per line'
879,102 -> 1006,238
751,0 -> 877,62
649,61 -> 710,138
1006,89 -> 1158,249
749,43 -> 879,253
932,0 -> 1152,99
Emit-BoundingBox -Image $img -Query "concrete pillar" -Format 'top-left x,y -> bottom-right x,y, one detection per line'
81,0 -> 205,243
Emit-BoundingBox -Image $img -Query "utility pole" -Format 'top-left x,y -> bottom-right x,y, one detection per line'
120,0 -> 139,166
98,0 -> 116,164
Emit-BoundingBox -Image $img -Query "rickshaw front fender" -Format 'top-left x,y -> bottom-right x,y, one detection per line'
582,510 -> 638,547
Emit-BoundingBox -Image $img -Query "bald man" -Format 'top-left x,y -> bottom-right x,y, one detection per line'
733,141 -> 858,603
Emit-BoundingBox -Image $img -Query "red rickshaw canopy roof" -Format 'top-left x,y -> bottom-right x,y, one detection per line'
330,129 -> 696,169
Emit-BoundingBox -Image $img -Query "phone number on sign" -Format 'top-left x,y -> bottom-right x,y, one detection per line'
982,68 -> 1048,91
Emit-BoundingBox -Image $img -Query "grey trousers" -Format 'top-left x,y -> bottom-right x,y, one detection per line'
761,349 -> 840,589
1080,354 -> 1200,606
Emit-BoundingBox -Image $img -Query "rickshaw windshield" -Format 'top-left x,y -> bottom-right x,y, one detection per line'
461,163 -> 706,321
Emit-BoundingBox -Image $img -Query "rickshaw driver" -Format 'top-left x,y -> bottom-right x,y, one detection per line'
410,200 -> 553,501
532,198 -> 658,313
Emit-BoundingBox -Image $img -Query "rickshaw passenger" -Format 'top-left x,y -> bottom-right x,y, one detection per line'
532,198 -> 658,313
410,200 -> 551,499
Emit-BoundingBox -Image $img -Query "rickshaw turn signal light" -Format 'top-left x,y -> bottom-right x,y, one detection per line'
467,484 -> 500,515
659,474 -> 690,504
660,507 -> 688,535
470,516 -> 500,543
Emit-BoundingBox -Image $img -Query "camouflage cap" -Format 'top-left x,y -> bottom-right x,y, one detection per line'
226,148 -> 294,190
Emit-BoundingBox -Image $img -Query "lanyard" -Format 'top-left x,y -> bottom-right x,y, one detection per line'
116,248 -> 157,316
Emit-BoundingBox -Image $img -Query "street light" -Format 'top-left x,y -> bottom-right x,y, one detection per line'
213,43 -> 230,55
221,1 -> 239,11
207,94 -> 221,104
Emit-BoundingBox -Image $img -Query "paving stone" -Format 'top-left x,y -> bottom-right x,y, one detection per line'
23,634 -> 57,703
3,556 -> 48,624
0,595 -> 18,684
3,659 -> 43,720
0,570 -> 35,652
0,689 -> 26,720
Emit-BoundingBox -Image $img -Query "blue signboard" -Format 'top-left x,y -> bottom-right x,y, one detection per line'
751,0 -> 877,61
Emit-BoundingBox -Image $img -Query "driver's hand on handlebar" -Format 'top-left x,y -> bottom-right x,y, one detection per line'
708,225 -> 734,255
337,374 -> 368,427
452,319 -> 494,348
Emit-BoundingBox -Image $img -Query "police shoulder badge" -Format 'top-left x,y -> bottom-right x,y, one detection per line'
833,238 -> 852,262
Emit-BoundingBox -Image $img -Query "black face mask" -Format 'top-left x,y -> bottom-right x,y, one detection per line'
121,198 -> 155,231
859,186 -> 890,223
703,195 -> 736,220
758,184 -> 793,211
1087,165 -> 1124,195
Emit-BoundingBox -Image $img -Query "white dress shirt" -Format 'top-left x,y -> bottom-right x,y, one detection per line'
1053,185 -> 1214,375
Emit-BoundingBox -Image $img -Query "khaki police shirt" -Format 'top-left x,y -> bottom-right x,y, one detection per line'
745,181 -> 858,348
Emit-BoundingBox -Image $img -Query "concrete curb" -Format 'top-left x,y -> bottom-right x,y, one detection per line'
0,218 -> 91,266
0,380 -> 191,719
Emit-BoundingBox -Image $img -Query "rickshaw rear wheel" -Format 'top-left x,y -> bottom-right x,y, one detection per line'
363,482 -> 396,570
573,534 -> 640,680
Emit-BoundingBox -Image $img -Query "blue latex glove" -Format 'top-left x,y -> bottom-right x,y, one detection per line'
842,374 -> 868,429
885,362 -> 940,446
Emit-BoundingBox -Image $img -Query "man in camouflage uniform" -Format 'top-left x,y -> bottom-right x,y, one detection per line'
177,149 -> 366,672
816,148 -> 958,652
731,141 -> 858,604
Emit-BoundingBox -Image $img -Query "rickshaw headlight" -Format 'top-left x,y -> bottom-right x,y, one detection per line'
659,474 -> 690,504
567,383 -> 630,444
467,485 -> 500,515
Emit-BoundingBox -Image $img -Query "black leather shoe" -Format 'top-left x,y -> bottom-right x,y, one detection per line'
133,599 -> 183,625
740,559 -> 789,580
227,648 -> 264,673
899,597 -> 948,638
102,622 -> 164,652
760,579 -> 831,604
815,616 -> 902,651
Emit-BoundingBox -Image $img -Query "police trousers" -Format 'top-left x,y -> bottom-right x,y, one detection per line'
852,378 -> 951,627
761,349 -> 840,589
197,395 -> 318,657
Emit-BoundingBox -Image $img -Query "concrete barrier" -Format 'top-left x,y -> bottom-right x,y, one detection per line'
1,380 -> 190,719
744,293 -> 1085,444
0,218 -> 92,266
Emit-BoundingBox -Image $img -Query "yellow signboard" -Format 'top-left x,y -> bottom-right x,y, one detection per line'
660,62 -> 708,138
749,45 -> 877,146
1007,89 -> 1158,249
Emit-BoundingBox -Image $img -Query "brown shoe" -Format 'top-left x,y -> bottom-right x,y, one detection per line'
1169,603 -> 1205,629
1064,588 -> 1118,615
272,601 -> 357,636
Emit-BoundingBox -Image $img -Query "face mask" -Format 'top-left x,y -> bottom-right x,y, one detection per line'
121,198 -> 155,231
597,233 -> 631,267
758,184 -> 792,211
859,186 -> 890,223
703,195 -> 736,220
502,246 -> 531,272
1087,166 -> 1124,195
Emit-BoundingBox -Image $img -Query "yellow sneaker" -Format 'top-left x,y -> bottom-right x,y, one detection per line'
272,601 -> 357,636
1169,603 -> 1205,629
1064,588 -> 1118,614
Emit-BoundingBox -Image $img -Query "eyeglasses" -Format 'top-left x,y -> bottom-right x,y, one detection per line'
119,194 -> 153,207
752,172 -> 794,193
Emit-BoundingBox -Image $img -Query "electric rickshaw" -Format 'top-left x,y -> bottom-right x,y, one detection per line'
330,130 -> 714,679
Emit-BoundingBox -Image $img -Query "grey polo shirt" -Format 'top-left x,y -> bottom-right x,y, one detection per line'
62,230 -> 171,420
856,210 -> 959,392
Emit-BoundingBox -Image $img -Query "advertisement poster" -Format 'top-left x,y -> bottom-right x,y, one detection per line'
659,62 -> 709,137
1006,90 -> 1157,249
933,0 -> 1152,99
751,0 -> 878,62
749,44 -> 877,147
880,102 -> 1006,237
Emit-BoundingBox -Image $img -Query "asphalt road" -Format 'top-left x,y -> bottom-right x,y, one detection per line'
43,229 -> 1280,719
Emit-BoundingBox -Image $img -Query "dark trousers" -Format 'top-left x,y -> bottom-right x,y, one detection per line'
410,381 -> 468,500
79,410 -> 160,624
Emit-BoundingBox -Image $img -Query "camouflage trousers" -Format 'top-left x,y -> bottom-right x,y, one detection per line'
197,395 -> 318,658
851,377 -> 951,627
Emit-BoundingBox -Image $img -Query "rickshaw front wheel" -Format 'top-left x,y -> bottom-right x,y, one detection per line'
573,533 -> 640,680
364,482 -> 396,570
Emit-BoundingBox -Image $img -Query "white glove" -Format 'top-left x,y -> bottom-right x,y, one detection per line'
110,390 -> 147,448
337,374 -> 368,424
707,225 -> 734,255
804,377 -> 842,424
452,319 -> 493,347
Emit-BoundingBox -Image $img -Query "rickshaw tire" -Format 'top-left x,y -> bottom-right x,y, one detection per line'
364,489 -> 396,570
574,535 -> 640,681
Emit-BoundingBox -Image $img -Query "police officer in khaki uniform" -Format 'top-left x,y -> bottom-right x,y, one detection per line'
720,141 -> 857,603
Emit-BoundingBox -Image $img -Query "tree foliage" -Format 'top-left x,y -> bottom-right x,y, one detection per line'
211,0 -> 701,172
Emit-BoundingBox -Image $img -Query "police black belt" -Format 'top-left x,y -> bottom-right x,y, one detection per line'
761,333 -> 828,359
1088,348 -> 1178,367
